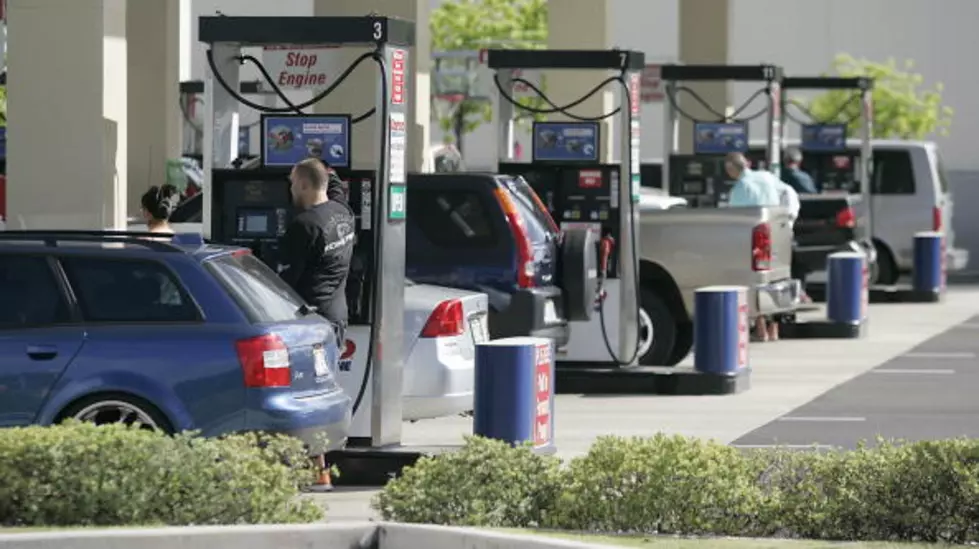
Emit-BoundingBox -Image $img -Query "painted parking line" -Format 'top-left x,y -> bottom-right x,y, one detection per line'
902,352 -> 976,359
872,368 -> 957,375
776,416 -> 866,423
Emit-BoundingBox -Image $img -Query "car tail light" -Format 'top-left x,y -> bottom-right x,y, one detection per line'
236,334 -> 291,388
835,206 -> 856,229
933,206 -> 943,232
493,187 -> 536,288
752,223 -> 772,272
421,299 -> 465,338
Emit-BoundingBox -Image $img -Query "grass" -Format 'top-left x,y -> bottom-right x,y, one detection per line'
516,531 -> 950,549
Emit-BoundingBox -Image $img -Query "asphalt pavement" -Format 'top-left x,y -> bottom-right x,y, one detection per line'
733,315 -> 979,449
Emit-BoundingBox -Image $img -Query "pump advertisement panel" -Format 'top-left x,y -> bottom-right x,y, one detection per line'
801,124 -> 847,152
532,121 -> 599,162
261,114 -> 351,168
693,122 -> 748,155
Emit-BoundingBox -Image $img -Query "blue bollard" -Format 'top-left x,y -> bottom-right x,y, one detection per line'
826,251 -> 867,324
474,337 -> 555,454
912,231 -> 944,294
694,286 -> 749,375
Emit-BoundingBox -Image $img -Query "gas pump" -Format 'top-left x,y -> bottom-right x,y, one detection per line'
488,49 -> 645,367
198,15 -> 414,451
779,76 -> 875,238
659,64 -> 784,206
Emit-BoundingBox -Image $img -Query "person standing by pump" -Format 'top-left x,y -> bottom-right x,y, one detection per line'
278,158 -> 356,493
279,158 -> 356,343
781,147 -> 818,194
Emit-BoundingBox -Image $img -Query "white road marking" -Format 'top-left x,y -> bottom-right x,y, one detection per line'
777,416 -> 866,423
873,368 -> 957,375
902,352 -> 975,359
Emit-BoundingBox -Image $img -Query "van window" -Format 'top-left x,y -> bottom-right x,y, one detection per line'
935,153 -> 951,194
873,150 -> 915,195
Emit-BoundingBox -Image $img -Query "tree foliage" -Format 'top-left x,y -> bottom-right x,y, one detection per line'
806,53 -> 953,139
430,0 -> 548,146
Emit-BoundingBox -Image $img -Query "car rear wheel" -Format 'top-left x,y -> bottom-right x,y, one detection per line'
61,393 -> 172,434
638,289 -> 677,366
874,240 -> 898,286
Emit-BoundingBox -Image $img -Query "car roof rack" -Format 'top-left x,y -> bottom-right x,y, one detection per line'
0,230 -> 185,252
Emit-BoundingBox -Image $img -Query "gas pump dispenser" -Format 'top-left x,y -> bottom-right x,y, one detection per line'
488,49 -> 645,367
198,15 -> 414,450
778,77 -> 875,237
659,65 -> 784,205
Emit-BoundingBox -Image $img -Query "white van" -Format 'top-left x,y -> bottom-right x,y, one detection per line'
747,139 -> 968,284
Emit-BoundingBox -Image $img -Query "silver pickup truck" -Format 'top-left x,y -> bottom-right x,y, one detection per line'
636,205 -> 801,366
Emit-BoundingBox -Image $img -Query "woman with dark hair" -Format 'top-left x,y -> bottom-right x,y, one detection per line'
140,184 -> 181,234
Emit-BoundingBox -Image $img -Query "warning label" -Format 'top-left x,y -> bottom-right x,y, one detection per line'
391,49 -> 406,105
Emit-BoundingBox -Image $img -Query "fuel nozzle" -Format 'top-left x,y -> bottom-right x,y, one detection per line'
599,235 -> 616,277
595,235 -> 616,309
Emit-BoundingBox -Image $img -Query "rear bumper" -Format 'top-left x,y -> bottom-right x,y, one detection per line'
491,286 -> 570,347
947,247 -> 970,272
402,336 -> 475,420
753,278 -> 802,317
244,388 -> 352,455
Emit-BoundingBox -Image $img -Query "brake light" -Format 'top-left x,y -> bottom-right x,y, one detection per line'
933,206 -> 943,232
493,187 -> 536,288
236,334 -> 291,388
752,223 -> 772,272
421,299 -> 465,338
835,207 -> 856,229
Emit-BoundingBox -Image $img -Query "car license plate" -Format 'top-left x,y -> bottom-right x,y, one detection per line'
470,316 -> 488,344
543,300 -> 560,324
313,347 -> 330,377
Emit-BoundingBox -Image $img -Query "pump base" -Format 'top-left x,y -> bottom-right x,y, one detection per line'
807,284 -> 942,304
555,365 -> 750,395
326,444 -> 460,487
780,320 -> 865,339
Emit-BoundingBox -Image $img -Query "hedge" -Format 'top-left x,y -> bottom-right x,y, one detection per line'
375,434 -> 979,544
0,422 -> 324,527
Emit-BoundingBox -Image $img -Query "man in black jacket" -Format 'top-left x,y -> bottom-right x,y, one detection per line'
279,158 -> 356,342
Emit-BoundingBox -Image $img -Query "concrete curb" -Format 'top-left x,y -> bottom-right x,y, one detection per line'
0,522 -> 616,549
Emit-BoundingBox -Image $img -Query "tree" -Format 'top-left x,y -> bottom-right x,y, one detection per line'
430,0 -> 548,152
806,53 -> 953,139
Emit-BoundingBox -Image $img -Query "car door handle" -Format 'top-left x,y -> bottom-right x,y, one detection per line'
26,345 -> 58,361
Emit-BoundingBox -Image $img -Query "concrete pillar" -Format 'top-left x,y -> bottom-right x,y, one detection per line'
546,0 -> 616,162
311,0 -> 431,172
7,0 -> 127,230
677,0 -> 731,154
127,0 -> 181,215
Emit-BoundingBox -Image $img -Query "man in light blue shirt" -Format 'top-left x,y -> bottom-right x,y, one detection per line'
724,152 -> 781,207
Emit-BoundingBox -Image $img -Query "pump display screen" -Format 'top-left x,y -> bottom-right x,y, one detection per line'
532,121 -> 600,162
801,124 -> 847,152
237,208 -> 275,237
693,122 -> 748,154
261,114 -> 351,168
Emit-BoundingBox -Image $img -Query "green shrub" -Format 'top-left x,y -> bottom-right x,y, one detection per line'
0,422 -> 323,527
372,436 -> 563,527
377,435 -> 979,543
551,435 -> 766,535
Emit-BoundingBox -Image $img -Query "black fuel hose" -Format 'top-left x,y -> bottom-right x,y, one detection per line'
206,46 -> 388,417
